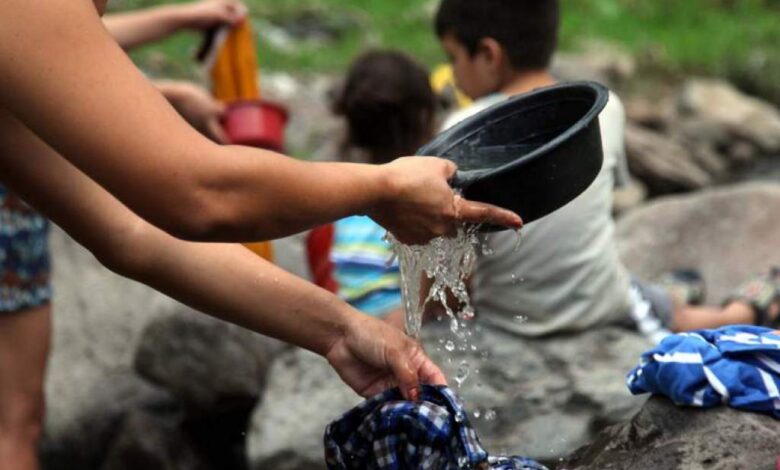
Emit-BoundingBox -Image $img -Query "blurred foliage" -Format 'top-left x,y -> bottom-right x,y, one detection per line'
109,0 -> 780,101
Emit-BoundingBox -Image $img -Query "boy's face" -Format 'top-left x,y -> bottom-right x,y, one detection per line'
441,32 -> 501,100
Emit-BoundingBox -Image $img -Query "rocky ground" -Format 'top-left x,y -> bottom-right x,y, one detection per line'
39,51 -> 780,469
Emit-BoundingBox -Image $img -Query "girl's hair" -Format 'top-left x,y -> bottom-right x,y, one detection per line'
334,50 -> 436,164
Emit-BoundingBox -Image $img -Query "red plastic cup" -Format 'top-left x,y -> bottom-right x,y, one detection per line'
222,100 -> 288,151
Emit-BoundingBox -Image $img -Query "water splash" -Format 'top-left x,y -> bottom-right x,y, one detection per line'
386,224 -> 480,339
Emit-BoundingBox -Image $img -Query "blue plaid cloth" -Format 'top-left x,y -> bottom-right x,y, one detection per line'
324,385 -> 547,470
627,326 -> 780,418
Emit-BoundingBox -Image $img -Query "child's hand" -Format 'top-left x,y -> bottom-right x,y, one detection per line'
370,157 -> 522,245
325,312 -> 446,400
158,81 -> 228,144
175,0 -> 246,31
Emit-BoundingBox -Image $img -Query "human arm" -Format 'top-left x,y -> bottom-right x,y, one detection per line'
0,108 -> 444,399
103,0 -> 245,50
0,0 -> 520,245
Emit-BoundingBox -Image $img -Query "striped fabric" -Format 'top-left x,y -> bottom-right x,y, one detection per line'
331,216 -> 401,316
627,326 -> 780,418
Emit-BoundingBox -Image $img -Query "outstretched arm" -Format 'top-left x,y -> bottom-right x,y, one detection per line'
103,0 -> 245,50
0,0 -> 520,245
0,107 -> 445,400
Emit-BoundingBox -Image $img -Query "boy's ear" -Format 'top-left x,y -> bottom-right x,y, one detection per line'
476,38 -> 506,70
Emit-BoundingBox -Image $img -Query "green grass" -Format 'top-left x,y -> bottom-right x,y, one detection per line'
110,0 -> 780,101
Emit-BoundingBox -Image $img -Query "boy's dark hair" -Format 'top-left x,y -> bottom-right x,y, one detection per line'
334,50 -> 435,164
435,0 -> 559,71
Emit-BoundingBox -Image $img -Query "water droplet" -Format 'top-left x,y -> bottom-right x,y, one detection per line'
484,409 -> 497,421
473,409 -> 481,418
513,229 -> 523,252
454,360 -> 470,387
454,411 -> 465,423
444,340 -> 455,352
514,315 -> 527,323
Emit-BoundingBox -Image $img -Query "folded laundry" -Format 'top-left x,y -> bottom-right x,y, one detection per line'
627,325 -> 780,418
324,385 -> 547,470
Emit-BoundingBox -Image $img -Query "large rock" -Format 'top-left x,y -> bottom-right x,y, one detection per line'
42,227 -> 182,469
246,348 -> 362,470
560,396 -> 780,470
426,322 -> 650,463
624,123 -> 713,194
246,323 -> 650,468
134,311 -> 279,414
617,182 -> 780,303
679,78 -> 780,154
552,41 -> 636,88
101,409 -> 209,470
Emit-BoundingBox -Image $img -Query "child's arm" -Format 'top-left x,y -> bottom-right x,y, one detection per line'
0,0 -> 520,245
103,0 -> 245,50
0,107 -> 445,400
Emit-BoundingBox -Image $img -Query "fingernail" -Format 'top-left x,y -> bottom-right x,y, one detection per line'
409,387 -> 419,402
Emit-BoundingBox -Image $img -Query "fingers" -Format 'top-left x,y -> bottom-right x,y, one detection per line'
455,198 -> 523,229
387,346 -> 420,401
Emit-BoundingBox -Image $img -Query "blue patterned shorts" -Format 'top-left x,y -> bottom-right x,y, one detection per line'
0,184 -> 51,313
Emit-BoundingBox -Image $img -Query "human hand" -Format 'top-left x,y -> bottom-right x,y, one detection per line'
382,308 -> 406,332
369,157 -> 522,245
160,81 -> 228,144
325,313 -> 446,400
174,0 -> 246,31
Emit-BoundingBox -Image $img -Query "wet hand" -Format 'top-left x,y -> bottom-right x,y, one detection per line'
325,313 -> 446,400
370,157 -> 522,245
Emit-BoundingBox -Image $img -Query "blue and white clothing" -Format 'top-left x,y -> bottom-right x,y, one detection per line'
0,184 -> 51,313
627,326 -> 780,418
325,385 -> 547,470
331,216 -> 401,317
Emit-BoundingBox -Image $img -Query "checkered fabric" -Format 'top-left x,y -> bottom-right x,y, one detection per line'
324,385 -> 547,470
627,326 -> 780,418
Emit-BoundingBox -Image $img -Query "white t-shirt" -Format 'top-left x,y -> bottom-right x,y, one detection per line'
444,90 -> 633,336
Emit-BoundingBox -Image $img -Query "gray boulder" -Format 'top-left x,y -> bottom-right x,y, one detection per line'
679,78 -> 780,154
42,227 -> 182,469
101,410 -> 208,470
246,348 -> 362,470
560,396 -> 780,470
246,323 -> 650,468
617,182 -> 780,303
427,323 -> 650,463
624,123 -> 713,194
134,310 -> 280,414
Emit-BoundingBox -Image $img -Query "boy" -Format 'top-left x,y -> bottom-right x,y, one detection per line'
434,0 -> 780,339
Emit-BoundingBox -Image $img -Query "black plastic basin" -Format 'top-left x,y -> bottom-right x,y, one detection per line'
418,81 -> 609,231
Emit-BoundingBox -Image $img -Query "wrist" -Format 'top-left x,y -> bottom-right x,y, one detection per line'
364,163 -> 397,217
164,4 -> 196,30
315,297 -> 355,357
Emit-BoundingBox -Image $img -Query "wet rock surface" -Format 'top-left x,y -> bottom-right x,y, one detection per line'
559,396 -> 780,470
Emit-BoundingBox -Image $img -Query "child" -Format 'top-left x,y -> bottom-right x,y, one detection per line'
433,0 -> 780,340
327,51 -> 437,319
